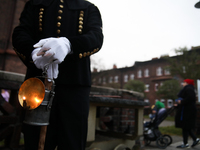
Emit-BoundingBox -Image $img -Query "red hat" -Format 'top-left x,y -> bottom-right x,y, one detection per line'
184,79 -> 194,85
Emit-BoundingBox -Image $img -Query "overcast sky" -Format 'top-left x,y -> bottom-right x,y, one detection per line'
89,0 -> 200,71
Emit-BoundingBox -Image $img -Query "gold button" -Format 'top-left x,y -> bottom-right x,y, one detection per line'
58,10 -> 63,14
83,52 -> 87,57
79,53 -> 83,58
79,17 -> 83,21
79,21 -> 83,25
57,16 -> 62,20
80,14 -> 84,17
78,29 -> 82,33
91,51 -> 94,55
57,29 -> 61,34
57,22 -> 61,27
39,12 -> 43,15
60,0 -> 64,3
39,27 -> 42,31
97,48 -> 99,51
79,25 -> 83,29
87,52 -> 90,56
39,15 -> 43,19
59,5 -> 64,8
94,49 -> 97,52
39,19 -> 42,22
40,8 -> 44,11
39,23 -> 42,26
80,11 -> 84,14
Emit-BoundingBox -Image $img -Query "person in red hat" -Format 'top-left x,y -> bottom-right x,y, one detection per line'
175,79 -> 199,148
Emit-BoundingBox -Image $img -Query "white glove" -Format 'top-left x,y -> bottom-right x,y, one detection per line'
46,63 -> 59,80
32,47 -> 50,69
34,37 -> 71,64
32,48 -> 59,79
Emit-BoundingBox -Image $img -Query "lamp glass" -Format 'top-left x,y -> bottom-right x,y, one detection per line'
18,78 -> 45,110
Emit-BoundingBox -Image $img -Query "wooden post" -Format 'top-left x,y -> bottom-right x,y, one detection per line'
38,126 -> 47,150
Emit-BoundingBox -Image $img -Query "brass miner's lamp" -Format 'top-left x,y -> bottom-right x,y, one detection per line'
18,65 -> 55,126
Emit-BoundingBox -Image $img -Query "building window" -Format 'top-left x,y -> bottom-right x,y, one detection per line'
103,77 -> 106,84
130,74 -> 134,80
145,84 -> 149,92
167,99 -> 173,108
155,83 -> 159,91
137,70 -> 142,78
182,66 -> 186,73
124,75 -> 128,82
109,76 -> 113,83
144,99 -> 149,103
144,69 -> 149,77
156,67 -> 162,76
98,78 -> 101,84
114,76 -> 118,83
161,99 -> 165,104
164,68 -> 170,75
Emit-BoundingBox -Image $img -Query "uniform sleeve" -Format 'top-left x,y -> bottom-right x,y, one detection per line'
68,5 -> 104,59
12,1 -> 37,68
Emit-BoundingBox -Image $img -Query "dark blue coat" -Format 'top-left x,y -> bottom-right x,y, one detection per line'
175,84 -> 197,129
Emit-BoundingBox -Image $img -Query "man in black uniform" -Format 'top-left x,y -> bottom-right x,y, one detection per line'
12,0 -> 103,149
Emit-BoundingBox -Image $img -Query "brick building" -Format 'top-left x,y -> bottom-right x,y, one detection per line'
0,0 -> 28,74
91,47 -> 200,108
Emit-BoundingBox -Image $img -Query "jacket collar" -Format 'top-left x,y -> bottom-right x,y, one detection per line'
31,0 -> 91,9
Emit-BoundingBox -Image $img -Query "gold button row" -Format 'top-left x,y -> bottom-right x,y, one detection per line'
79,48 -> 99,59
57,1 -> 64,35
39,8 -> 44,31
78,11 -> 84,34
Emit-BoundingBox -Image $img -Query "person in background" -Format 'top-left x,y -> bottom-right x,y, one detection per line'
175,79 -> 199,148
12,0 -> 103,149
151,101 -> 167,129
1,89 -> 10,102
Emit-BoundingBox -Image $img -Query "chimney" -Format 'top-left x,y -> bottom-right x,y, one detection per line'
113,64 -> 117,69
93,67 -> 98,73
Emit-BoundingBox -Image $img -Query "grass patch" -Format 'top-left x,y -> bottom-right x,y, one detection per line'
159,125 -> 182,136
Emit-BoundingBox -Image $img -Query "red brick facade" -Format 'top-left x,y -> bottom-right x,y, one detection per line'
0,0 -> 28,74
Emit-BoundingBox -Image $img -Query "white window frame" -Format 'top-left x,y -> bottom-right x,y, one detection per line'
137,70 -> 142,78
124,74 -> 128,82
98,78 -> 101,83
155,83 -> 159,91
156,67 -> 162,76
145,84 -> 149,92
103,77 -> 106,84
109,76 -> 113,83
164,68 -> 170,75
130,74 -> 134,80
144,99 -> 149,103
161,99 -> 165,104
144,69 -> 149,77
167,99 -> 173,108
114,76 -> 118,83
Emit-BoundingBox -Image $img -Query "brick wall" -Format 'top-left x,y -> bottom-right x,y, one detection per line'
99,107 -> 135,134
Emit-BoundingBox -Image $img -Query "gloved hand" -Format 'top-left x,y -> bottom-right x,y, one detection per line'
32,37 -> 71,80
32,47 -> 50,69
32,48 -> 59,79
34,37 -> 71,64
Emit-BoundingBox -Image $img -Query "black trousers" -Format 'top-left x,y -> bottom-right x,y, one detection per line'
23,85 -> 90,150
182,128 -> 197,144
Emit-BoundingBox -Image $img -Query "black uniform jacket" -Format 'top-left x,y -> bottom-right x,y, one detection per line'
175,84 -> 197,129
12,0 -> 104,86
